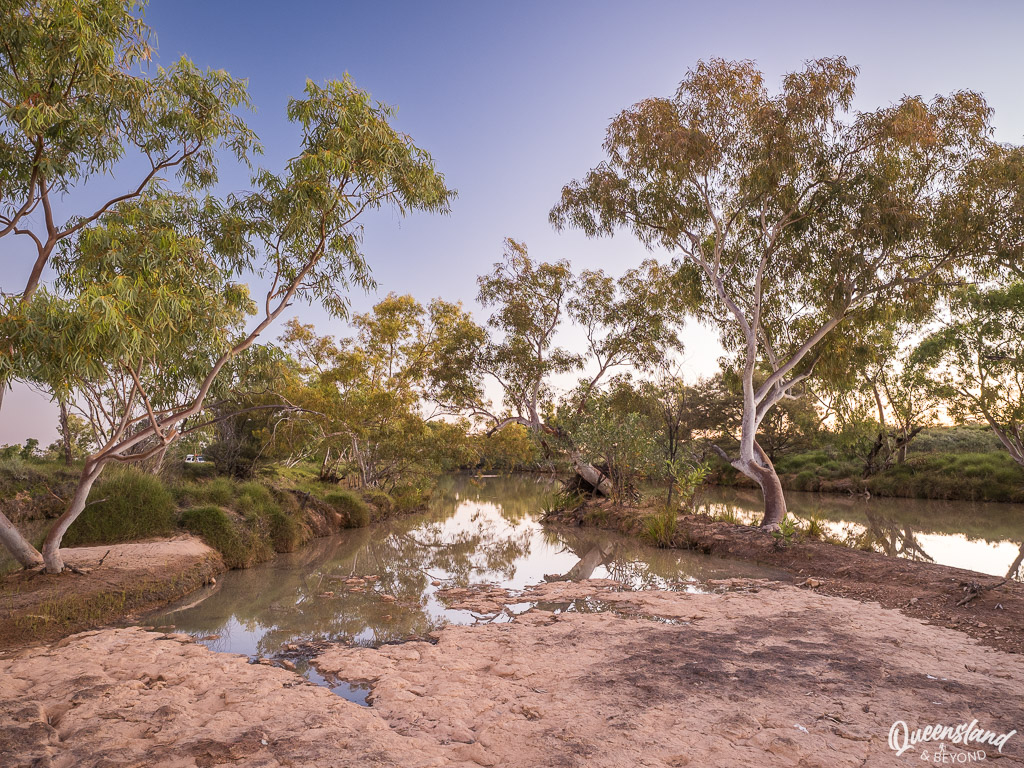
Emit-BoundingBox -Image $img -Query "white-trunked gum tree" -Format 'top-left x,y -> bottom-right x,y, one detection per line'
0,77 -> 453,572
551,57 -> 994,528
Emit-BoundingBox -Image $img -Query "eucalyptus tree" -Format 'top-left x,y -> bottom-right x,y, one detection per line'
277,293 -> 483,488
551,57 -> 993,527
0,77 -> 452,572
0,0 -> 258,411
853,326 -> 938,474
914,284 -> 1024,469
462,238 -> 683,494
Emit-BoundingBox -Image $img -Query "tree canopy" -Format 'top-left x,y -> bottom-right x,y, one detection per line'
552,56 -> 997,526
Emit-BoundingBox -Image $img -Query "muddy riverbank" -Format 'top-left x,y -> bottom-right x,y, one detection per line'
3,579 -> 1021,767
549,500 -> 1024,655
0,536 -> 223,650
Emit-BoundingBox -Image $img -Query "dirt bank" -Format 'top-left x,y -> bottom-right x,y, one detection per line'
0,536 -> 223,650
550,501 -> 1024,655
4,580 -> 1020,766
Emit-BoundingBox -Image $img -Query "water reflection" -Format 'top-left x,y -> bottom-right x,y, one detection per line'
143,475 -> 784,658
696,487 -> 1024,580
144,477 -> 1024,662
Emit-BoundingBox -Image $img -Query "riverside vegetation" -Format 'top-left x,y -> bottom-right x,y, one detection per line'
2,2 -> 1024,632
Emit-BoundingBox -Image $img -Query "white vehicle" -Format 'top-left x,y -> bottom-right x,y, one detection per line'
184,454 -> 209,464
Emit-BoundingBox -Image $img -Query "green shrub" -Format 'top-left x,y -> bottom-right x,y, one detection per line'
641,509 -> 677,548
266,507 -> 304,552
236,481 -> 278,517
64,469 -> 176,546
179,505 -> 270,568
792,469 -> 819,492
360,488 -> 393,515
392,485 -> 430,513
203,477 -> 235,506
324,490 -> 371,528
182,462 -> 217,479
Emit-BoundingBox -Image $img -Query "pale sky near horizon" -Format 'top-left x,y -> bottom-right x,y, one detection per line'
4,0 -> 1024,446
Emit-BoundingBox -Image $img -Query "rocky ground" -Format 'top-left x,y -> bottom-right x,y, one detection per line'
552,501 -> 1024,654
3,579 -> 1021,767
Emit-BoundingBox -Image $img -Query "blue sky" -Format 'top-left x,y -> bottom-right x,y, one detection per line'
5,0 -> 1024,444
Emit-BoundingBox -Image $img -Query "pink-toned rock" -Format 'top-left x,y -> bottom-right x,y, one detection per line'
3,582 -> 1024,767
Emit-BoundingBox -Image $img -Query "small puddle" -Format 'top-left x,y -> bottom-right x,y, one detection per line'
303,666 -> 371,706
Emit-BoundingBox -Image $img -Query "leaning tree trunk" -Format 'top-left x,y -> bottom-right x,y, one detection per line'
41,461 -> 104,573
0,511 -> 44,568
571,453 -> 614,496
735,442 -> 787,530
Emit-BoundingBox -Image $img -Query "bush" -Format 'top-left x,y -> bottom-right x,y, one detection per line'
64,469 -> 176,546
792,469 -> 819,492
179,505 -> 270,568
203,477 -> 236,506
360,488 -> 394,515
266,507 -> 304,552
235,481 -> 278,517
392,485 -> 430,513
324,490 -> 371,528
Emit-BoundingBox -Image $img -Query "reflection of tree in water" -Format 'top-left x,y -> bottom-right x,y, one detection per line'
150,475 -> 550,656
862,510 -> 933,563
430,473 -> 558,524
541,524 -> 782,588
1008,543 -> 1024,581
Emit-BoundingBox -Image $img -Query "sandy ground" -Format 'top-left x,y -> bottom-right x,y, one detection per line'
3,579 -> 1021,767
0,536 -> 223,649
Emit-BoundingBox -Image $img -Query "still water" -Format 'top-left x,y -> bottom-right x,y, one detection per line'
696,486 -> 1024,580
145,474 -> 1023,670
144,475 -> 783,662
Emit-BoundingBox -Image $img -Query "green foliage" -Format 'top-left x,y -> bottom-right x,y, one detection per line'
915,283 -> 1024,467
392,485 -> 430,513
804,514 -> 828,540
201,477 -> 236,507
64,469 -> 176,546
235,481 -> 278,517
264,507 -> 304,553
324,490 -> 371,528
540,488 -> 584,518
552,56 -> 999,519
467,239 -> 683,442
642,509 -> 678,548
274,295 -> 480,490
0,0 -> 258,301
770,444 -> 1024,502
910,425 -> 1004,455
474,425 -> 540,472
19,439 -> 39,460
664,457 -> 708,511
772,516 -> 799,546
360,488 -> 394,515
179,505 -> 270,568
569,391 -> 660,504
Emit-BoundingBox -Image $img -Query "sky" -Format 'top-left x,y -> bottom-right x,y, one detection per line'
4,0 -> 1024,445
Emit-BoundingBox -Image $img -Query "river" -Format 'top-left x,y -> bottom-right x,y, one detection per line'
143,474 -> 1023,686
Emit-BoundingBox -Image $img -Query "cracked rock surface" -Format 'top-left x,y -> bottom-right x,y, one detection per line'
3,580 -> 1022,767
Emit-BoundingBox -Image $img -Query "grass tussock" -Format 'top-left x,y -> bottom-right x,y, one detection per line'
179,505 -> 272,568
641,508 -> 678,548
324,490 -> 371,528
64,468 -> 177,546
